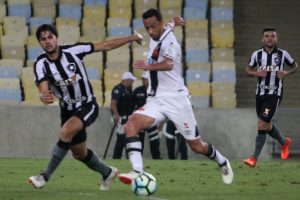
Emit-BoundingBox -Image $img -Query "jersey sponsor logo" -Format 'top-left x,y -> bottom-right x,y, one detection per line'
54,74 -> 82,86
258,65 -> 279,72
263,108 -> 271,117
67,63 -> 76,72
65,96 -> 87,104
259,85 -> 278,90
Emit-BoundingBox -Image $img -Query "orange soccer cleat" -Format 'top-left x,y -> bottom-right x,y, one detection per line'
244,157 -> 257,167
281,137 -> 291,160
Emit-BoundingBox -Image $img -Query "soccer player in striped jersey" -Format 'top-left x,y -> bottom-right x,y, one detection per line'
28,24 -> 142,190
118,8 -> 233,185
244,28 -> 298,167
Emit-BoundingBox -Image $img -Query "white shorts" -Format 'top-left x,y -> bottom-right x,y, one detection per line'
134,93 -> 200,140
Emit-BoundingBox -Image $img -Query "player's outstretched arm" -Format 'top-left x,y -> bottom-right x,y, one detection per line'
38,81 -> 54,105
93,32 -> 143,52
133,57 -> 173,71
167,16 -> 184,30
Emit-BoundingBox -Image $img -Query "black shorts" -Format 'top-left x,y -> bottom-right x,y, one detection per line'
60,100 -> 99,145
256,95 -> 281,123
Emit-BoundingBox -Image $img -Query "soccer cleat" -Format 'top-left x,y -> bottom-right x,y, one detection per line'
219,159 -> 234,184
118,171 -> 140,185
28,175 -> 46,188
244,157 -> 257,167
100,166 -> 119,191
281,137 -> 291,160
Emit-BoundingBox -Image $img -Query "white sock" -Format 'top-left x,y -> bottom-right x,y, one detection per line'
126,137 -> 144,172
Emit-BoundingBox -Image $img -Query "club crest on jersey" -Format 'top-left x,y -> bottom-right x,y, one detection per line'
67,63 -> 76,72
274,57 -> 281,64
263,108 -> 271,117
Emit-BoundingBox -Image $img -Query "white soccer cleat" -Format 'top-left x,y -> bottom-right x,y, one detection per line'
100,166 -> 119,191
28,175 -> 46,188
118,171 -> 140,185
219,159 -> 234,184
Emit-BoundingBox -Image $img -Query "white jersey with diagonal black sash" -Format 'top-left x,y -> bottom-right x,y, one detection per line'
248,47 -> 295,97
34,42 -> 95,110
146,27 -> 188,97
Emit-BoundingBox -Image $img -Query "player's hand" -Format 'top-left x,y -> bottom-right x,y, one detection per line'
114,114 -> 120,124
40,90 -> 54,104
172,16 -> 184,26
133,60 -> 149,70
133,30 -> 143,45
276,70 -> 288,79
256,69 -> 267,77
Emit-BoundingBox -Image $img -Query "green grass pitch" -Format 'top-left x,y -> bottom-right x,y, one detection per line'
0,158 -> 299,200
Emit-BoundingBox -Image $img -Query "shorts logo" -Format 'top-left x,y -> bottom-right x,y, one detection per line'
263,108 -> 271,117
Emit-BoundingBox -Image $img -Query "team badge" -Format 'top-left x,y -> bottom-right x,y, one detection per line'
67,63 -> 76,72
275,57 -> 281,64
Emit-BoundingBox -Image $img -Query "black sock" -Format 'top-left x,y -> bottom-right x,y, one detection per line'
268,124 -> 285,145
253,130 -> 267,159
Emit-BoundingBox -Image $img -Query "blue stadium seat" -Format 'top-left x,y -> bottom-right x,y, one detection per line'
86,67 -> 100,80
27,47 -> 45,61
0,67 -> 19,78
185,69 -> 210,82
185,0 -> 208,8
59,4 -> 82,22
211,7 -> 233,21
84,0 -> 107,6
108,27 -> 132,37
8,4 -> 31,22
132,18 -> 144,30
0,88 -> 22,103
184,7 -> 206,20
186,49 -> 209,63
29,17 -> 53,34
212,69 -> 236,83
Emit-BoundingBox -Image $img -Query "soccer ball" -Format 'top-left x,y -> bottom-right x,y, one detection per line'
131,172 -> 157,196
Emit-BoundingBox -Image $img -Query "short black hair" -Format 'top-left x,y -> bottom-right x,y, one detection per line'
262,27 -> 276,34
36,24 -> 58,41
142,8 -> 162,22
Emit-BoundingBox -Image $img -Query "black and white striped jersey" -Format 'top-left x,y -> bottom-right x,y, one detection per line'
34,43 -> 95,110
248,47 -> 295,97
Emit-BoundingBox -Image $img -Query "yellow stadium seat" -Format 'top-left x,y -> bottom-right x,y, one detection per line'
1,36 -> 25,61
32,0 -> 54,4
0,24 -> 3,37
211,48 -> 234,62
109,0 -> 132,7
7,0 -> 30,4
27,35 -> 40,48
211,27 -> 234,48
56,17 -> 79,27
135,0 -> 157,7
103,91 -> 112,107
185,19 -> 208,31
134,5 -> 151,18
4,26 -> 28,44
160,7 -> 182,19
185,37 -> 208,50
26,60 -> 35,68
185,27 -> 208,38
211,0 -> 233,8
57,25 -> 80,45
104,67 -> 128,83
0,3 -> 6,24
159,0 -> 182,8
60,0 -> 82,5
33,2 -> 56,20
3,16 -> 26,31
84,52 -> 104,74
107,18 -> 131,28
109,7 -> 132,19
211,20 -> 233,30
212,92 -> 236,109
132,46 -> 148,61
212,61 -> 235,71
173,26 -> 183,44
211,82 -> 235,94
106,46 -> 130,64
83,5 -> 106,20
188,62 -> 211,71
187,81 -> 210,96
0,78 -> 20,89
90,79 -> 103,105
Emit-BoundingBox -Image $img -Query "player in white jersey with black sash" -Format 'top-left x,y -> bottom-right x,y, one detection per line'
244,28 -> 298,167
118,8 -> 233,185
28,24 -> 142,190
